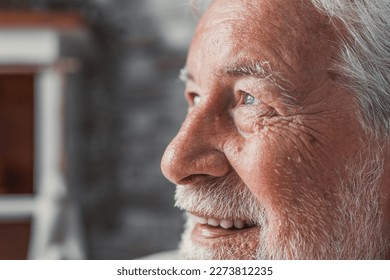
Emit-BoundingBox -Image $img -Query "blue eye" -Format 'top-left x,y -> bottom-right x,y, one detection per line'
243,93 -> 259,105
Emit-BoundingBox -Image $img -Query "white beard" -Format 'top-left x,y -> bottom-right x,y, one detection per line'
174,148 -> 389,259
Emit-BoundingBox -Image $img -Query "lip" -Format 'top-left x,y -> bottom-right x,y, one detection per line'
189,215 -> 261,259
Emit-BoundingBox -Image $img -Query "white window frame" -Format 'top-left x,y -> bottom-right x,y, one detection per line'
0,28 -> 84,259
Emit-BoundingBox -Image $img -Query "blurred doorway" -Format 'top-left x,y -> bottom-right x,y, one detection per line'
0,11 -> 86,259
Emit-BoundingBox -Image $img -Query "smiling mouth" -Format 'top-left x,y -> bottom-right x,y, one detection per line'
189,212 -> 258,239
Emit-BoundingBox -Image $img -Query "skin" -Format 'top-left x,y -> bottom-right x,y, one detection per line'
161,0 -> 390,259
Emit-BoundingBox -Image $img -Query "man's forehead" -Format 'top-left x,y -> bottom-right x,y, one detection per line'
198,0 -> 333,45
188,1 -> 308,75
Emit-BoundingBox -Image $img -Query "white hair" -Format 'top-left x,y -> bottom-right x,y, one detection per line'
309,0 -> 390,139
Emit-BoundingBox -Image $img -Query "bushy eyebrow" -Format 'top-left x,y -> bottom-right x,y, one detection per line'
226,61 -> 274,78
179,61 -> 293,92
226,61 -> 293,92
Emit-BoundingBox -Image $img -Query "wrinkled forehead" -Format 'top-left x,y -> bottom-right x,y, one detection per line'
196,0 -> 334,51
201,0 -> 328,28
188,0 -> 338,90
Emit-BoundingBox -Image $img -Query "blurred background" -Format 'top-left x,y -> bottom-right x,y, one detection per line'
0,0 -> 205,259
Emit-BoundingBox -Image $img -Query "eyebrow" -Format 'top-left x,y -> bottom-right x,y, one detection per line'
179,60 -> 293,92
226,61 -> 293,91
226,61 -> 274,78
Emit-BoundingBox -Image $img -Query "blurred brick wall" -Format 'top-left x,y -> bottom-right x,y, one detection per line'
0,0 -> 198,259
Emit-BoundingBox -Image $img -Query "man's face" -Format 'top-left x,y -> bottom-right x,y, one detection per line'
161,0 -> 390,259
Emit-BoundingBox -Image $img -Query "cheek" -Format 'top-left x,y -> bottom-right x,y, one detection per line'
225,134 -> 288,208
225,124 -> 335,211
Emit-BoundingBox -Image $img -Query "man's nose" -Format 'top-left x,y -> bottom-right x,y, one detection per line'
161,109 -> 231,185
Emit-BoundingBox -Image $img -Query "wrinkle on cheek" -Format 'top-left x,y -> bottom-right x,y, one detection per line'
227,110 -> 349,208
269,134 -> 329,187
238,118 -> 331,189
234,108 -> 277,137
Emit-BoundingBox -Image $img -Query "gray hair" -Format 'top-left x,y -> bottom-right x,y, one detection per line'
196,0 -> 390,139
310,0 -> 390,139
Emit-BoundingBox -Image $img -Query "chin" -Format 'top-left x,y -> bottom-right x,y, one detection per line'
178,176 -> 389,260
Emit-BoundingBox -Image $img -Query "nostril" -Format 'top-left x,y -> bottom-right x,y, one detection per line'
161,132 -> 231,185
178,174 -> 209,185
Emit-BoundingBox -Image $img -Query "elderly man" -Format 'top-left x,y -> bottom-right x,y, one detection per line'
161,0 -> 390,259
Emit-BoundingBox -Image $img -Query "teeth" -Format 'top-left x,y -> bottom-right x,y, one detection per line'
234,219 -> 245,229
246,221 -> 255,227
220,219 -> 234,229
190,213 -> 254,229
193,215 -> 207,224
207,218 -> 220,227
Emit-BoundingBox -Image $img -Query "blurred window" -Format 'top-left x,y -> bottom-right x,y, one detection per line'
0,74 -> 34,194
0,221 -> 31,259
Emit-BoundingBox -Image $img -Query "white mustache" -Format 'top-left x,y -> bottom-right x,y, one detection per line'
174,173 -> 266,225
